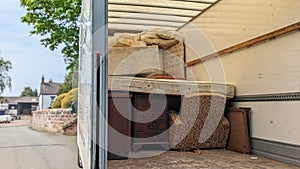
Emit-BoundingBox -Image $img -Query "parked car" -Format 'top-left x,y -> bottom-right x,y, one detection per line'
0,115 -> 12,123
7,109 -> 19,120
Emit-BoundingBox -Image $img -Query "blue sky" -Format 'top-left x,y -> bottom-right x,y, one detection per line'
0,0 -> 67,96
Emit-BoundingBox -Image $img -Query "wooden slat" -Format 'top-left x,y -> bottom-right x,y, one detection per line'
108,16 -> 187,23
108,18 -> 183,28
108,2 -> 203,11
108,0 -> 211,11
187,22 -> 300,67
170,0 -> 216,5
108,23 -> 178,31
108,12 -> 192,22
178,0 -> 221,30
108,4 -> 200,16
108,22 -> 180,28
108,9 -> 195,18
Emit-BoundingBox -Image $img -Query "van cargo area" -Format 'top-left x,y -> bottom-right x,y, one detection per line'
77,0 -> 300,168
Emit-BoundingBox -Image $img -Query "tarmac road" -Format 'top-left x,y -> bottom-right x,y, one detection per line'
0,119 -> 80,169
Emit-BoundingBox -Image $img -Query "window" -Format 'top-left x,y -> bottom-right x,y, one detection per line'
50,96 -> 56,104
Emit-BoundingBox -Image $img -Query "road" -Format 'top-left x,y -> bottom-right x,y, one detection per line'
0,119 -> 80,169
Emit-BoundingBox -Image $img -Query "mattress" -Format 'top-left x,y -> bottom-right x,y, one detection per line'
108,76 -> 235,98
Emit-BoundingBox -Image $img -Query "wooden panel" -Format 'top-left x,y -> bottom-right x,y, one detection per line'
132,94 -> 169,151
108,93 -> 132,160
187,22 -> 300,67
133,94 -> 168,120
134,132 -> 168,141
134,119 -> 168,132
132,131 -> 169,151
226,107 -> 251,154
239,107 -> 252,141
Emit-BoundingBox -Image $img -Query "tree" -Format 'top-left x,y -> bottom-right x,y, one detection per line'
0,57 -> 12,94
20,87 -> 38,97
20,0 -> 82,70
57,69 -> 78,95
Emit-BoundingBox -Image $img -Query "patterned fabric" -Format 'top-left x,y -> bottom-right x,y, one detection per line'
169,93 -> 230,150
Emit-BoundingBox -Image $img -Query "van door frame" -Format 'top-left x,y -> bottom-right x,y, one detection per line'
92,0 -> 108,168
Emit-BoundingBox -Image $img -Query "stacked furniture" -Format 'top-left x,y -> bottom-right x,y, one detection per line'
107,30 -> 235,159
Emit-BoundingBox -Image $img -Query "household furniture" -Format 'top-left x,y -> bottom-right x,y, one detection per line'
107,76 -> 235,159
169,93 -> 230,150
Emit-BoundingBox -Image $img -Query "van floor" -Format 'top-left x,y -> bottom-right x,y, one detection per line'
108,149 -> 299,169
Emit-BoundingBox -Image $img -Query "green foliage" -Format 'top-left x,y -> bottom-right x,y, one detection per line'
20,0 -> 82,70
61,93 -> 72,108
20,86 -> 38,97
0,57 -> 12,94
52,93 -> 67,108
61,88 -> 78,108
57,69 -> 78,95
0,98 -> 9,103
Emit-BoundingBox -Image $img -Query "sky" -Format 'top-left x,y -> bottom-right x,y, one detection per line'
0,0 -> 67,96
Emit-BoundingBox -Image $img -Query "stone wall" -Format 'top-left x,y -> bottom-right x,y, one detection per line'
31,108 -> 77,134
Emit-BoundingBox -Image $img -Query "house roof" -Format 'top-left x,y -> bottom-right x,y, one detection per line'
40,82 -> 61,95
0,96 -> 39,104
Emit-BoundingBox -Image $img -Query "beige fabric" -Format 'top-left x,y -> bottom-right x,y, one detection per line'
108,46 -> 162,76
109,29 -> 183,49
141,29 -> 183,49
108,29 -> 185,78
157,32 -> 174,40
130,40 -> 147,47
109,33 -> 145,47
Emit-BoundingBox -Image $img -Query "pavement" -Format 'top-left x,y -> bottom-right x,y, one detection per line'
0,116 -> 80,169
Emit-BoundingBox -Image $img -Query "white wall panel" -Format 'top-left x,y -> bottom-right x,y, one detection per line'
186,31 -> 300,148
182,0 -> 300,59
182,0 -> 300,145
233,101 -> 300,146
188,31 -> 300,95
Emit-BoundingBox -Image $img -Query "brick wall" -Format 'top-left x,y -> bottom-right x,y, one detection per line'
31,109 -> 77,134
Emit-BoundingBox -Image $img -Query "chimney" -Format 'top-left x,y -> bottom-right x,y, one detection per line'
41,75 -> 45,84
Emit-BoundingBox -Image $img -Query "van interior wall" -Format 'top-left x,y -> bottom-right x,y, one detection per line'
187,31 -> 300,95
179,0 -> 300,146
227,31 -> 300,146
181,0 -> 300,54
186,30 -> 300,146
181,0 -> 300,81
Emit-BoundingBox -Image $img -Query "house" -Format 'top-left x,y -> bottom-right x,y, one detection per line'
0,96 -> 39,115
39,76 -> 61,110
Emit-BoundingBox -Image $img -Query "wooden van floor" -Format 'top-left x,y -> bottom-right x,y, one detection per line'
108,149 -> 299,169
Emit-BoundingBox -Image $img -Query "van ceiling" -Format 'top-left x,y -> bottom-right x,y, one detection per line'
108,0 -> 219,33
